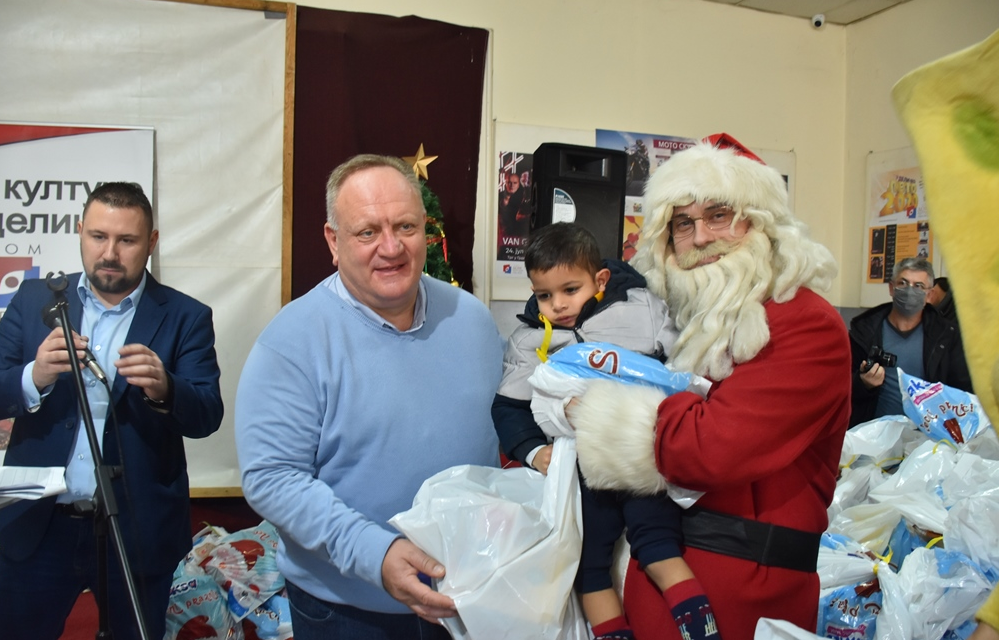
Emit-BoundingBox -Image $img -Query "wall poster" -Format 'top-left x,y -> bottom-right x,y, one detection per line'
0,123 -> 155,315
862,148 -> 941,307
595,129 -> 696,260
866,164 -> 933,283
496,150 -> 533,273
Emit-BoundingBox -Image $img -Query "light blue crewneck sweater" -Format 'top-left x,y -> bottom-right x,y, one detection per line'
236,275 -> 503,613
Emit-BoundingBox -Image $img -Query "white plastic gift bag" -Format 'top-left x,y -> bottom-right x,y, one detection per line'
829,465 -> 889,522
754,618 -> 827,640
390,437 -> 590,640
816,534 -> 883,639
818,533 -> 879,591
828,502 -> 902,556
944,495 -> 999,578
874,562 -> 913,640
868,439 -> 999,537
840,416 -> 911,470
893,546 -> 995,640
867,440 -> 957,535
528,363 -> 592,439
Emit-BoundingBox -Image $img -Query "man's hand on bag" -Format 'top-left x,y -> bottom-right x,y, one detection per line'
382,538 -> 456,623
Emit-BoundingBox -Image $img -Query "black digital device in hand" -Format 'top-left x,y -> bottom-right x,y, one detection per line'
860,345 -> 898,373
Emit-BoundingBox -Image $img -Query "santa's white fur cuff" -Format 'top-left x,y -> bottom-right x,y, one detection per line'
570,379 -> 668,495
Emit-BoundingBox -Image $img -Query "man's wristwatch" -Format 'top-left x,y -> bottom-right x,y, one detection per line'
142,376 -> 174,414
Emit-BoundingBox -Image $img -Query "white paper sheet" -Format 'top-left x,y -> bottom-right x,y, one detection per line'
0,466 -> 66,508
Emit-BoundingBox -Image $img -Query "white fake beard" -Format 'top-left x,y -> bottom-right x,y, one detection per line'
664,230 -> 774,380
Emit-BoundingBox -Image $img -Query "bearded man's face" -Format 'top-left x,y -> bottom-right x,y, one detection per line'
662,204 -> 772,381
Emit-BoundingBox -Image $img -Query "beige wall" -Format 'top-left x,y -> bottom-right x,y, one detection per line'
844,0 -> 999,306
299,0 -> 997,307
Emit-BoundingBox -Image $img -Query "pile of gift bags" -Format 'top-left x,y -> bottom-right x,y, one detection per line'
811,371 -> 998,640
164,520 -> 293,640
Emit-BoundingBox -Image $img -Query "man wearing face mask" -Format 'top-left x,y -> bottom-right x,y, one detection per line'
848,256 -> 972,427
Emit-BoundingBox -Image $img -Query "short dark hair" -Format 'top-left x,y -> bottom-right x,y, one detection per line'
933,276 -> 950,292
83,182 -> 154,231
525,223 -> 602,275
892,256 -> 934,283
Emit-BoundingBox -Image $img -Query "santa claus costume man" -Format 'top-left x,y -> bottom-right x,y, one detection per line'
568,137 -> 852,640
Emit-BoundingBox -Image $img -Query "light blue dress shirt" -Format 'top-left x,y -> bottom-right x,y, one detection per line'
20,273 -> 147,504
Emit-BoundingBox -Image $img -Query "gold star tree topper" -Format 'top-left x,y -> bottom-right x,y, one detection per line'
403,143 -> 438,180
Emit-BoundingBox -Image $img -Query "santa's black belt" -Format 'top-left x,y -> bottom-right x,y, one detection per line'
681,507 -> 821,573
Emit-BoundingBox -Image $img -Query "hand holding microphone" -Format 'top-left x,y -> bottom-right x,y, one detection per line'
38,302 -> 109,385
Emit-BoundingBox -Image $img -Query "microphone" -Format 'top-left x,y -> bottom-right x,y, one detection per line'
41,303 -> 109,384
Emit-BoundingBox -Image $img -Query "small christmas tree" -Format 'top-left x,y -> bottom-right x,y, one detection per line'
401,143 -> 457,286
422,182 -> 457,286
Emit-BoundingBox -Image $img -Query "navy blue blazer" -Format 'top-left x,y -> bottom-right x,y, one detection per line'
0,272 -> 223,575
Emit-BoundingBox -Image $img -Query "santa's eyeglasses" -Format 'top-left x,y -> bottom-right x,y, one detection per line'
668,207 -> 738,239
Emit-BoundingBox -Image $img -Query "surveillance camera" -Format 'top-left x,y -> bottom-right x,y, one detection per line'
811,14 -> 825,28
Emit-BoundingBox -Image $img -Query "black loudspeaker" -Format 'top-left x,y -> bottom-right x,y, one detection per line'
531,143 -> 628,260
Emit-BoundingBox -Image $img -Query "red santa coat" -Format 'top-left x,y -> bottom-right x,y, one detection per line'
573,289 -> 851,640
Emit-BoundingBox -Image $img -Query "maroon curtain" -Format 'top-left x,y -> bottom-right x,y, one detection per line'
292,8 -> 489,298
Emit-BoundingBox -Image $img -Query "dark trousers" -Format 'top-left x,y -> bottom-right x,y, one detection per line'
575,478 -> 684,594
0,510 -> 172,640
286,580 -> 453,640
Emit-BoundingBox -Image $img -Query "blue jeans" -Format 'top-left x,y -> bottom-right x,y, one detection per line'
286,580 -> 453,640
0,510 -> 173,640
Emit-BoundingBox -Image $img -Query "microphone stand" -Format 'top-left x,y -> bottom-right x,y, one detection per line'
45,272 -> 151,640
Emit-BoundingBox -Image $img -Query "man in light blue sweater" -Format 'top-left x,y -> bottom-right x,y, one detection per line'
235,154 -> 504,640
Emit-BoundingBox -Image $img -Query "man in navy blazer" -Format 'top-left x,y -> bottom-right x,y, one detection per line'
0,182 -> 223,640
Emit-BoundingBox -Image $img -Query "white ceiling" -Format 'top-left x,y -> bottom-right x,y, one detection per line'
701,0 -> 912,25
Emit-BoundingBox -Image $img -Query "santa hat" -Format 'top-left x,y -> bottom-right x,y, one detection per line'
701,132 -> 765,164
